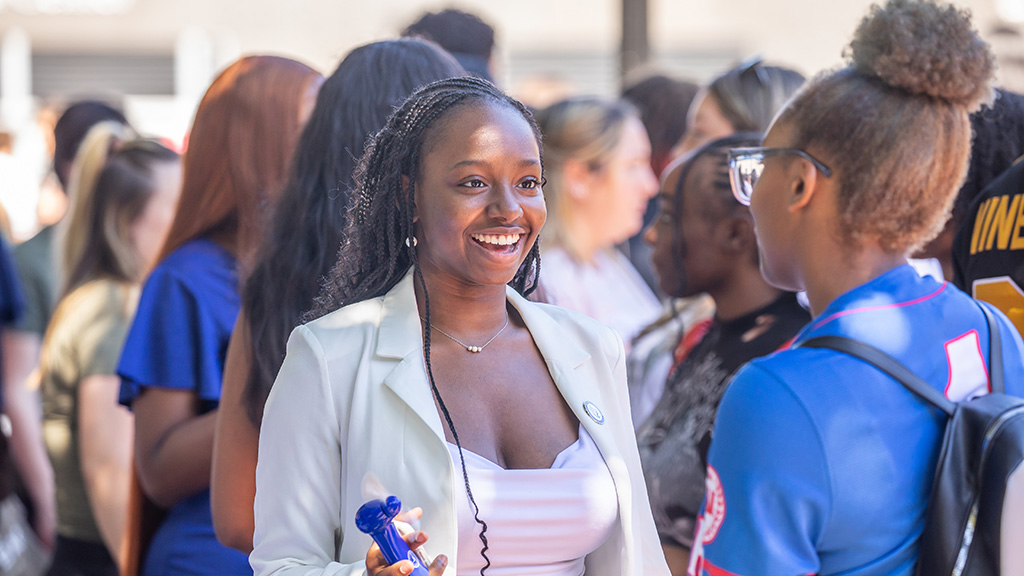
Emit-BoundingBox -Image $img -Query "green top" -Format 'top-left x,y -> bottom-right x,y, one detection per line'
41,278 -> 138,542
12,224 -> 59,336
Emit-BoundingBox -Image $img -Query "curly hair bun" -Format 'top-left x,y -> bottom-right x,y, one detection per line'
848,0 -> 994,109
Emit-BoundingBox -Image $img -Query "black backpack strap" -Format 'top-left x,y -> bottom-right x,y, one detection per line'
977,302 -> 1005,394
800,335 -> 956,416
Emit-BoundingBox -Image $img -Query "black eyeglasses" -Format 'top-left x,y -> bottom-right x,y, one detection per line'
727,147 -> 833,206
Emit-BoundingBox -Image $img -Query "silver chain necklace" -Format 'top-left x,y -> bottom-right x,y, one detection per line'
422,312 -> 510,353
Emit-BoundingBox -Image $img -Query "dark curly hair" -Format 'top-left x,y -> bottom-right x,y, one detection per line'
779,0 -> 995,253
953,88 -> 1024,226
310,76 -> 544,575
917,88 -> 1024,264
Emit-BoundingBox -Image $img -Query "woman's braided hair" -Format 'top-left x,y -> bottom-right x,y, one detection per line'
310,76 -> 544,575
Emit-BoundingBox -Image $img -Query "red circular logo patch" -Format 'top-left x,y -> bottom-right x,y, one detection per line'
701,465 -> 726,545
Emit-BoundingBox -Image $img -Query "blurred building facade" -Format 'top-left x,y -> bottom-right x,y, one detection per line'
0,0 -> 1022,236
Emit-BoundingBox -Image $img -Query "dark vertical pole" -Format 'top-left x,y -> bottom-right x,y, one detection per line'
621,0 -> 649,90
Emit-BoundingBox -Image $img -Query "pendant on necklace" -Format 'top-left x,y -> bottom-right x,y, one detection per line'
423,312 -> 511,354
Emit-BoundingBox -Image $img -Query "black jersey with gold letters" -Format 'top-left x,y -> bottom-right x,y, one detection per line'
953,158 -> 1024,337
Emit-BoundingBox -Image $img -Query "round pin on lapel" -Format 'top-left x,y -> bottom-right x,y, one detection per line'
583,401 -> 605,424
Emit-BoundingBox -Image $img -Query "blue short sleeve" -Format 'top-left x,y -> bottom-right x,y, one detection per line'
690,363 -> 830,576
0,236 -> 24,411
0,238 -> 24,326
117,240 -> 239,411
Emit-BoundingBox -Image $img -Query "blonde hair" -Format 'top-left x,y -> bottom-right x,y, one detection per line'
62,122 -> 132,288
534,97 -> 638,257
61,123 -> 179,295
708,61 -> 805,133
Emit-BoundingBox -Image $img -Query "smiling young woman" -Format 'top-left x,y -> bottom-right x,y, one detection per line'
411,102 -> 545,294
249,77 -> 669,576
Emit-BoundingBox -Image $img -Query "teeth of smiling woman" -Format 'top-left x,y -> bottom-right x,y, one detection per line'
472,234 -> 521,246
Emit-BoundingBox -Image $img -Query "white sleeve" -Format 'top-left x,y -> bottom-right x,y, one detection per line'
609,329 -> 671,576
250,325 -> 366,576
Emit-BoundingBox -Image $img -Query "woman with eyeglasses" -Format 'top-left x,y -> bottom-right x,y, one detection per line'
688,1 -> 1024,575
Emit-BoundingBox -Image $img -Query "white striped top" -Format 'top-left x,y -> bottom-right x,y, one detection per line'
446,426 -> 619,576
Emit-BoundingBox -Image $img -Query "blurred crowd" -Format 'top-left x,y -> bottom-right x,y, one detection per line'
1,2 -> 1023,576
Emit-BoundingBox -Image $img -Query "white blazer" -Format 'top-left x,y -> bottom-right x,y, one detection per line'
250,271 -> 671,576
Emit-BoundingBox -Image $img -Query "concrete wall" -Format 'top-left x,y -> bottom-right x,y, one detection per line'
0,0 -> 1014,87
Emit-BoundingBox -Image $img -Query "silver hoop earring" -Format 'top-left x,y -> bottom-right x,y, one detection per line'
405,236 -> 418,248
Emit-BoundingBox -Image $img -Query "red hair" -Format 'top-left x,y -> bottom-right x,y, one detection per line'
158,55 -> 321,265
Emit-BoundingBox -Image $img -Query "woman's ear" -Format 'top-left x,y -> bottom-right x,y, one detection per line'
787,158 -> 819,213
721,212 -> 756,256
562,158 -> 594,201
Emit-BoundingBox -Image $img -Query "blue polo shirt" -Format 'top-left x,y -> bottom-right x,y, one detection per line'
690,264 -> 1024,576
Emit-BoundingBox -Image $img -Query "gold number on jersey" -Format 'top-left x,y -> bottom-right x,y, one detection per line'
973,276 -> 1024,337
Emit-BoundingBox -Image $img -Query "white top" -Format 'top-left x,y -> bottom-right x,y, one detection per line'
541,248 -> 662,349
626,295 -> 716,429
446,426 -> 618,576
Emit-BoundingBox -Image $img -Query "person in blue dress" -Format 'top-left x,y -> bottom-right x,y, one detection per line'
116,56 -> 322,576
688,1 -> 1024,575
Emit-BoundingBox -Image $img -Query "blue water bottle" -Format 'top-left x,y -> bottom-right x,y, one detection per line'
355,496 -> 429,575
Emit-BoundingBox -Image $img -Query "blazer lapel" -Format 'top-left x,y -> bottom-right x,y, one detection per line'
507,289 -> 627,476
377,272 -> 445,441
